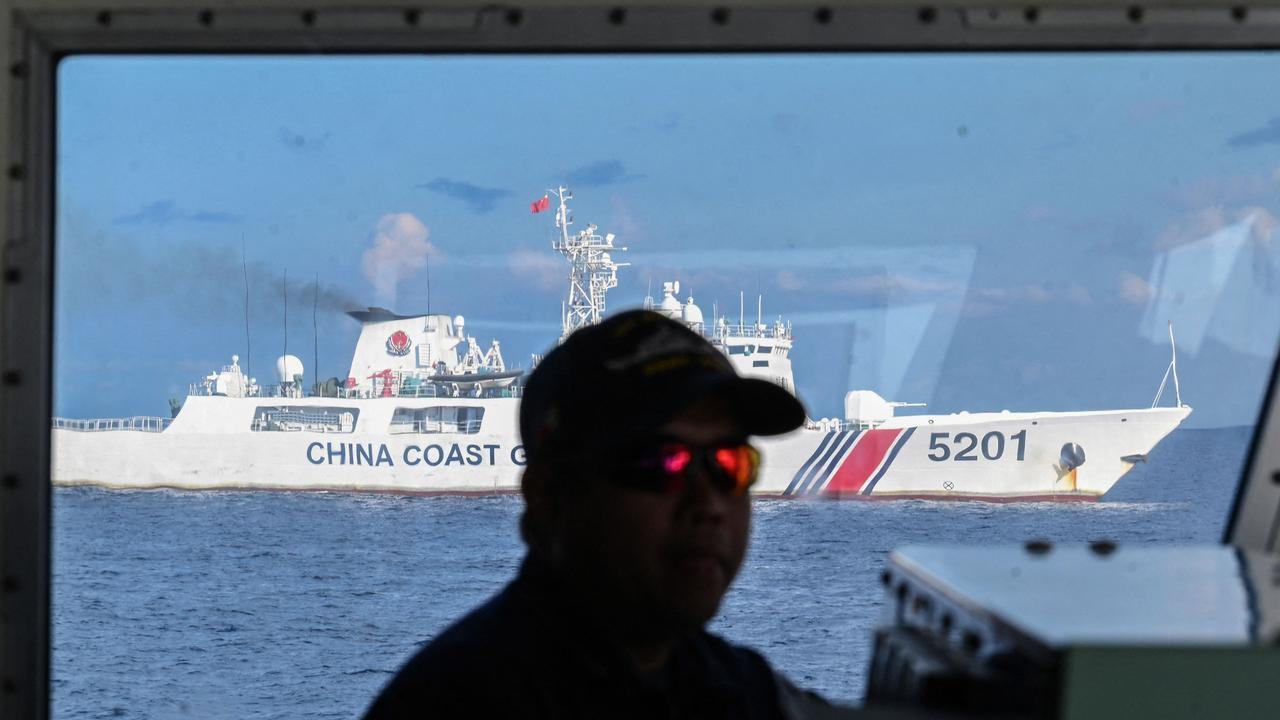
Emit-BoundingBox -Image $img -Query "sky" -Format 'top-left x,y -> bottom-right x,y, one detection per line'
54,53 -> 1280,427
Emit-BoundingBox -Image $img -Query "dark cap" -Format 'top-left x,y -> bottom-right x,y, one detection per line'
519,309 -> 807,461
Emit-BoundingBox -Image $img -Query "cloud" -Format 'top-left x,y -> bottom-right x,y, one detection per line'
1166,172 -> 1276,212
1119,271 -> 1155,305
565,160 -> 642,187
1065,284 -> 1094,305
831,273 -> 960,297
1226,118 -> 1280,148
959,283 -> 1096,313
974,285 -> 1052,303
776,269 -> 806,290
113,200 -> 241,226
506,248 -> 563,290
1153,206 -> 1280,251
277,127 -> 329,152
361,213 -> 437,305
417,178 -> 511,214
1018,205 -> 1116,234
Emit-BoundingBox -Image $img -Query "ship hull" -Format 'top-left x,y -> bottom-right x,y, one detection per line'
52,397 -> 1191,501
755,406 -> 1192,500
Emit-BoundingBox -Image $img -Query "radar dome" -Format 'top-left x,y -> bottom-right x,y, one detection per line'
657,280 -> 683,319
682,298 -> 705,326
276,355 -> 305,383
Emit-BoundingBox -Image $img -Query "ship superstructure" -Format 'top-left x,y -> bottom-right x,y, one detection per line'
51,187 -> 1192,500
645,282 -> 795,393
549,186 -> 628,340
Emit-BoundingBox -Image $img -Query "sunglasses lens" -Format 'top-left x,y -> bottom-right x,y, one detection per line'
626,444 -> 692,492
661,445 -> 693,475
713,445 -> 760,494
624,442 -> 759,495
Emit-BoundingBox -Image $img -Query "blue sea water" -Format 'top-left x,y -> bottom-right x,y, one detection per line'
52,426 -> 1248,718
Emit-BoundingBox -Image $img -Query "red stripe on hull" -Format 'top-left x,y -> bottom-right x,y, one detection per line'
823,429 -> 902,494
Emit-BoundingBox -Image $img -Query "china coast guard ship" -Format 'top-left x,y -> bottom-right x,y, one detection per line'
52,188 -> 1192,500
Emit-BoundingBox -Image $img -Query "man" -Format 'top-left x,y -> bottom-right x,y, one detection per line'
364,309 -> 818,719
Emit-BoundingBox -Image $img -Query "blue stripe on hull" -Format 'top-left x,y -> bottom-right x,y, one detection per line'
799,430 -> 861,496
794,431 -> 850,496
784,431 -> 837,496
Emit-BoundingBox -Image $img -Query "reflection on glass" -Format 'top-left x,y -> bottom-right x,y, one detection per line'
51,55 -> 1274,711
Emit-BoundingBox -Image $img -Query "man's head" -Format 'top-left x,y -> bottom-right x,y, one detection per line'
519,310 -> 805,632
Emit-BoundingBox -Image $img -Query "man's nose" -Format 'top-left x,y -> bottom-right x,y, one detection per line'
679,457 -> 730,522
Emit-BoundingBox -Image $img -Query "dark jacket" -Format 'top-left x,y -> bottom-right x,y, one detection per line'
363,558 -> 796,719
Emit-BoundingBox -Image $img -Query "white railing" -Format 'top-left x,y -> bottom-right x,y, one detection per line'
188,377 -> 524,401
340,383 -> 522,400
388,418 -> 485,434
713,322 -> 792,342
52,416 -> 171,433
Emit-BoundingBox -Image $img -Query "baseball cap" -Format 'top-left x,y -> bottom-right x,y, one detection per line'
519,309 -> 807,461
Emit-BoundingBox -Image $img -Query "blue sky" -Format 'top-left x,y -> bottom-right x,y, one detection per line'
54,53 -> 1280,427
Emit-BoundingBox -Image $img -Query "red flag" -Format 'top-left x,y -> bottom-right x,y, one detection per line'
530,195 -> 550,214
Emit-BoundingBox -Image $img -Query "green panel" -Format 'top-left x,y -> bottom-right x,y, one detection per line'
1063,646 -> 1280,720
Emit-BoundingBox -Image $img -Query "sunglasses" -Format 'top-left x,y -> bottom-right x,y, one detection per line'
612,440 -> 762,496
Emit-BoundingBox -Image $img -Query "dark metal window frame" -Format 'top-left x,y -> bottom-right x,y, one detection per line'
6,2 -> 1280,718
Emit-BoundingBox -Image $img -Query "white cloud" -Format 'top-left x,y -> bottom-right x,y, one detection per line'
360,213 -> 436,306
776,269 -> 806,290
974,285 -> 1052,303
1156,206 -> 1279,251
1119,271 -> 1155,305
506,248 -> 563,290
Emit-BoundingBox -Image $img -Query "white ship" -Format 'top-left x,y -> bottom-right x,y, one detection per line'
52,188 -> 1191,500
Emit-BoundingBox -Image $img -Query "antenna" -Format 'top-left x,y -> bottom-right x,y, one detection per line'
757,294 -> 762,328
283,268 -> 288,380
313,274 -> 319,397
739,291 -> 744,332
425,250 -> 431,316
242,235 -> 251,384
549,186 -> 629,338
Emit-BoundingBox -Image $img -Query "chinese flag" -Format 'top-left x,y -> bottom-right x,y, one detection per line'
530,195 -> 550,214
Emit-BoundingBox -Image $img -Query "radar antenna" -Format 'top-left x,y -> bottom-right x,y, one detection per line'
548,186 -> 629,339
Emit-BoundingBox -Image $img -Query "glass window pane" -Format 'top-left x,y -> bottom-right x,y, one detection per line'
53,54 -> 1276,712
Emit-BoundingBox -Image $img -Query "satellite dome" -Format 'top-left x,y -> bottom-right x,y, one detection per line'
682,297 -> 705,326
276,355 -> 305,383
656,280 -> 682,319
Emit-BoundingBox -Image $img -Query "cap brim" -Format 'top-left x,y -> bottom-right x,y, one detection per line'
716,376 -> 808,436
662,372 -> 806,437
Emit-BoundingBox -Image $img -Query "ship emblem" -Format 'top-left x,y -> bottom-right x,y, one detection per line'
385,330 -> 412,356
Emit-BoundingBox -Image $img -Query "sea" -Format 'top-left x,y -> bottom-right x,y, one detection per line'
51,426 -> 1249,718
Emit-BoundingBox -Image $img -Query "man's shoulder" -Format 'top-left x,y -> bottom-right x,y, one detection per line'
362,584 -> 547,718
671,630 -> 787,714
685,629 -> 777,681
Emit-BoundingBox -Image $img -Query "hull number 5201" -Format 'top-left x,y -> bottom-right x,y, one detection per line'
927,430 -> 1027,462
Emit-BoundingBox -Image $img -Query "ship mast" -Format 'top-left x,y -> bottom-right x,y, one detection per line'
549,186 -> 628,340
